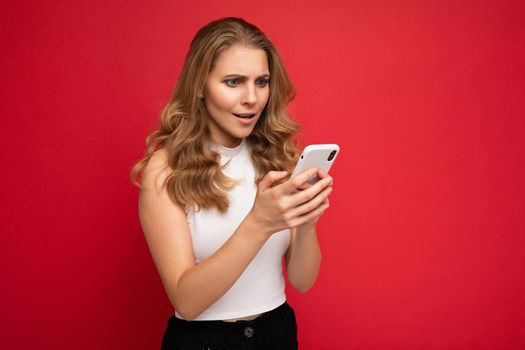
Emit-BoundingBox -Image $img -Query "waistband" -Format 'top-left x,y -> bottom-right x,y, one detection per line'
168,301 -> 290,332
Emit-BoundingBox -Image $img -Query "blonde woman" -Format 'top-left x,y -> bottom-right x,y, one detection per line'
131,17 -> 334,350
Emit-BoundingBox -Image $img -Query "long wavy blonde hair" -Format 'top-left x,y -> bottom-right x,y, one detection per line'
130,17 -> 300,213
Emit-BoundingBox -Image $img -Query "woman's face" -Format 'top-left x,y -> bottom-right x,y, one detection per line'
203,44 -> 270,148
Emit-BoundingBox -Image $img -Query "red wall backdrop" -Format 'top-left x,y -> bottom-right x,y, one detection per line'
1,0 -> 524,349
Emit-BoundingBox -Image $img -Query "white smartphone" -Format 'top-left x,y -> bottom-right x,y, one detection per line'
291,144 -> 340,184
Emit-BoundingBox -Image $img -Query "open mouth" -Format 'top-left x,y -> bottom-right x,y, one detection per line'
233,113 -> 256,119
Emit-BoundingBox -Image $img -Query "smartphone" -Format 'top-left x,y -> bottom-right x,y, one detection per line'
291,144 -> 340,184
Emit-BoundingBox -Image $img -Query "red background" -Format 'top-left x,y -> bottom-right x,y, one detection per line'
1,0 -> 524,349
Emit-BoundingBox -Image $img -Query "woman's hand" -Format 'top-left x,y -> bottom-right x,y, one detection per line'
248,168 -> 333,235
294,168 -> 332,231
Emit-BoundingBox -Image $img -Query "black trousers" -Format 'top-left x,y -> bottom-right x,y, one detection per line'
160,301 -> 299,350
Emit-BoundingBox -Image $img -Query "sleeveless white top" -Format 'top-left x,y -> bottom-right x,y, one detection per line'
175,138 -> 291,321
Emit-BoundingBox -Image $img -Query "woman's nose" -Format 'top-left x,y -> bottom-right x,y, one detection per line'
241,85 -> 257,105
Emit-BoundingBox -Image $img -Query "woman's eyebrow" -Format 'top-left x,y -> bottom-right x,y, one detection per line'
222,73 -> 270,79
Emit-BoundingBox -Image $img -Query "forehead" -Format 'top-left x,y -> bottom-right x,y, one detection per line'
210,45 -> 269,76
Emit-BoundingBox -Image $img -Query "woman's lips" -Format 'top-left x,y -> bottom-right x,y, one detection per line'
233,113 -> 256,119
232,113 -> 257,125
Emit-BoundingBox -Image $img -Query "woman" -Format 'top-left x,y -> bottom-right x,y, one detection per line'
131,17 -> 333,349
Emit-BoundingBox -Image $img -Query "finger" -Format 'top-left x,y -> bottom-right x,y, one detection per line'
258,171 -> 289,191
287,175 -> 333,207
317,168 -> 330,179
280,167 -> 320,194
289,185 -> 332,218
292,182 -> 312,194
290,200 -> 330,228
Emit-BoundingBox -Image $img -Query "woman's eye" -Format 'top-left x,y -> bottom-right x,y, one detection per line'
225,79 -> 240,87
225,78 -> 268,87
256,79 -> 269,87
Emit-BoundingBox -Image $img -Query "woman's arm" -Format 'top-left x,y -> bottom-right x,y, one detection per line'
285,225 -> 322,293
139,150 -> 273,321
285,170 -> 332,293
140,152 -> 331,320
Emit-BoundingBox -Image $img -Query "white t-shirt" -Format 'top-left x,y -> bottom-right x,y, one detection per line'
175,138 -> 291,321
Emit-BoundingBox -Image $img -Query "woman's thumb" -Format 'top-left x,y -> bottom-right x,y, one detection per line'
258,171 -> 289,191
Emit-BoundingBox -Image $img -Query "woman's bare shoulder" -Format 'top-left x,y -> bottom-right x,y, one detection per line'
141,148 -> 172,192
